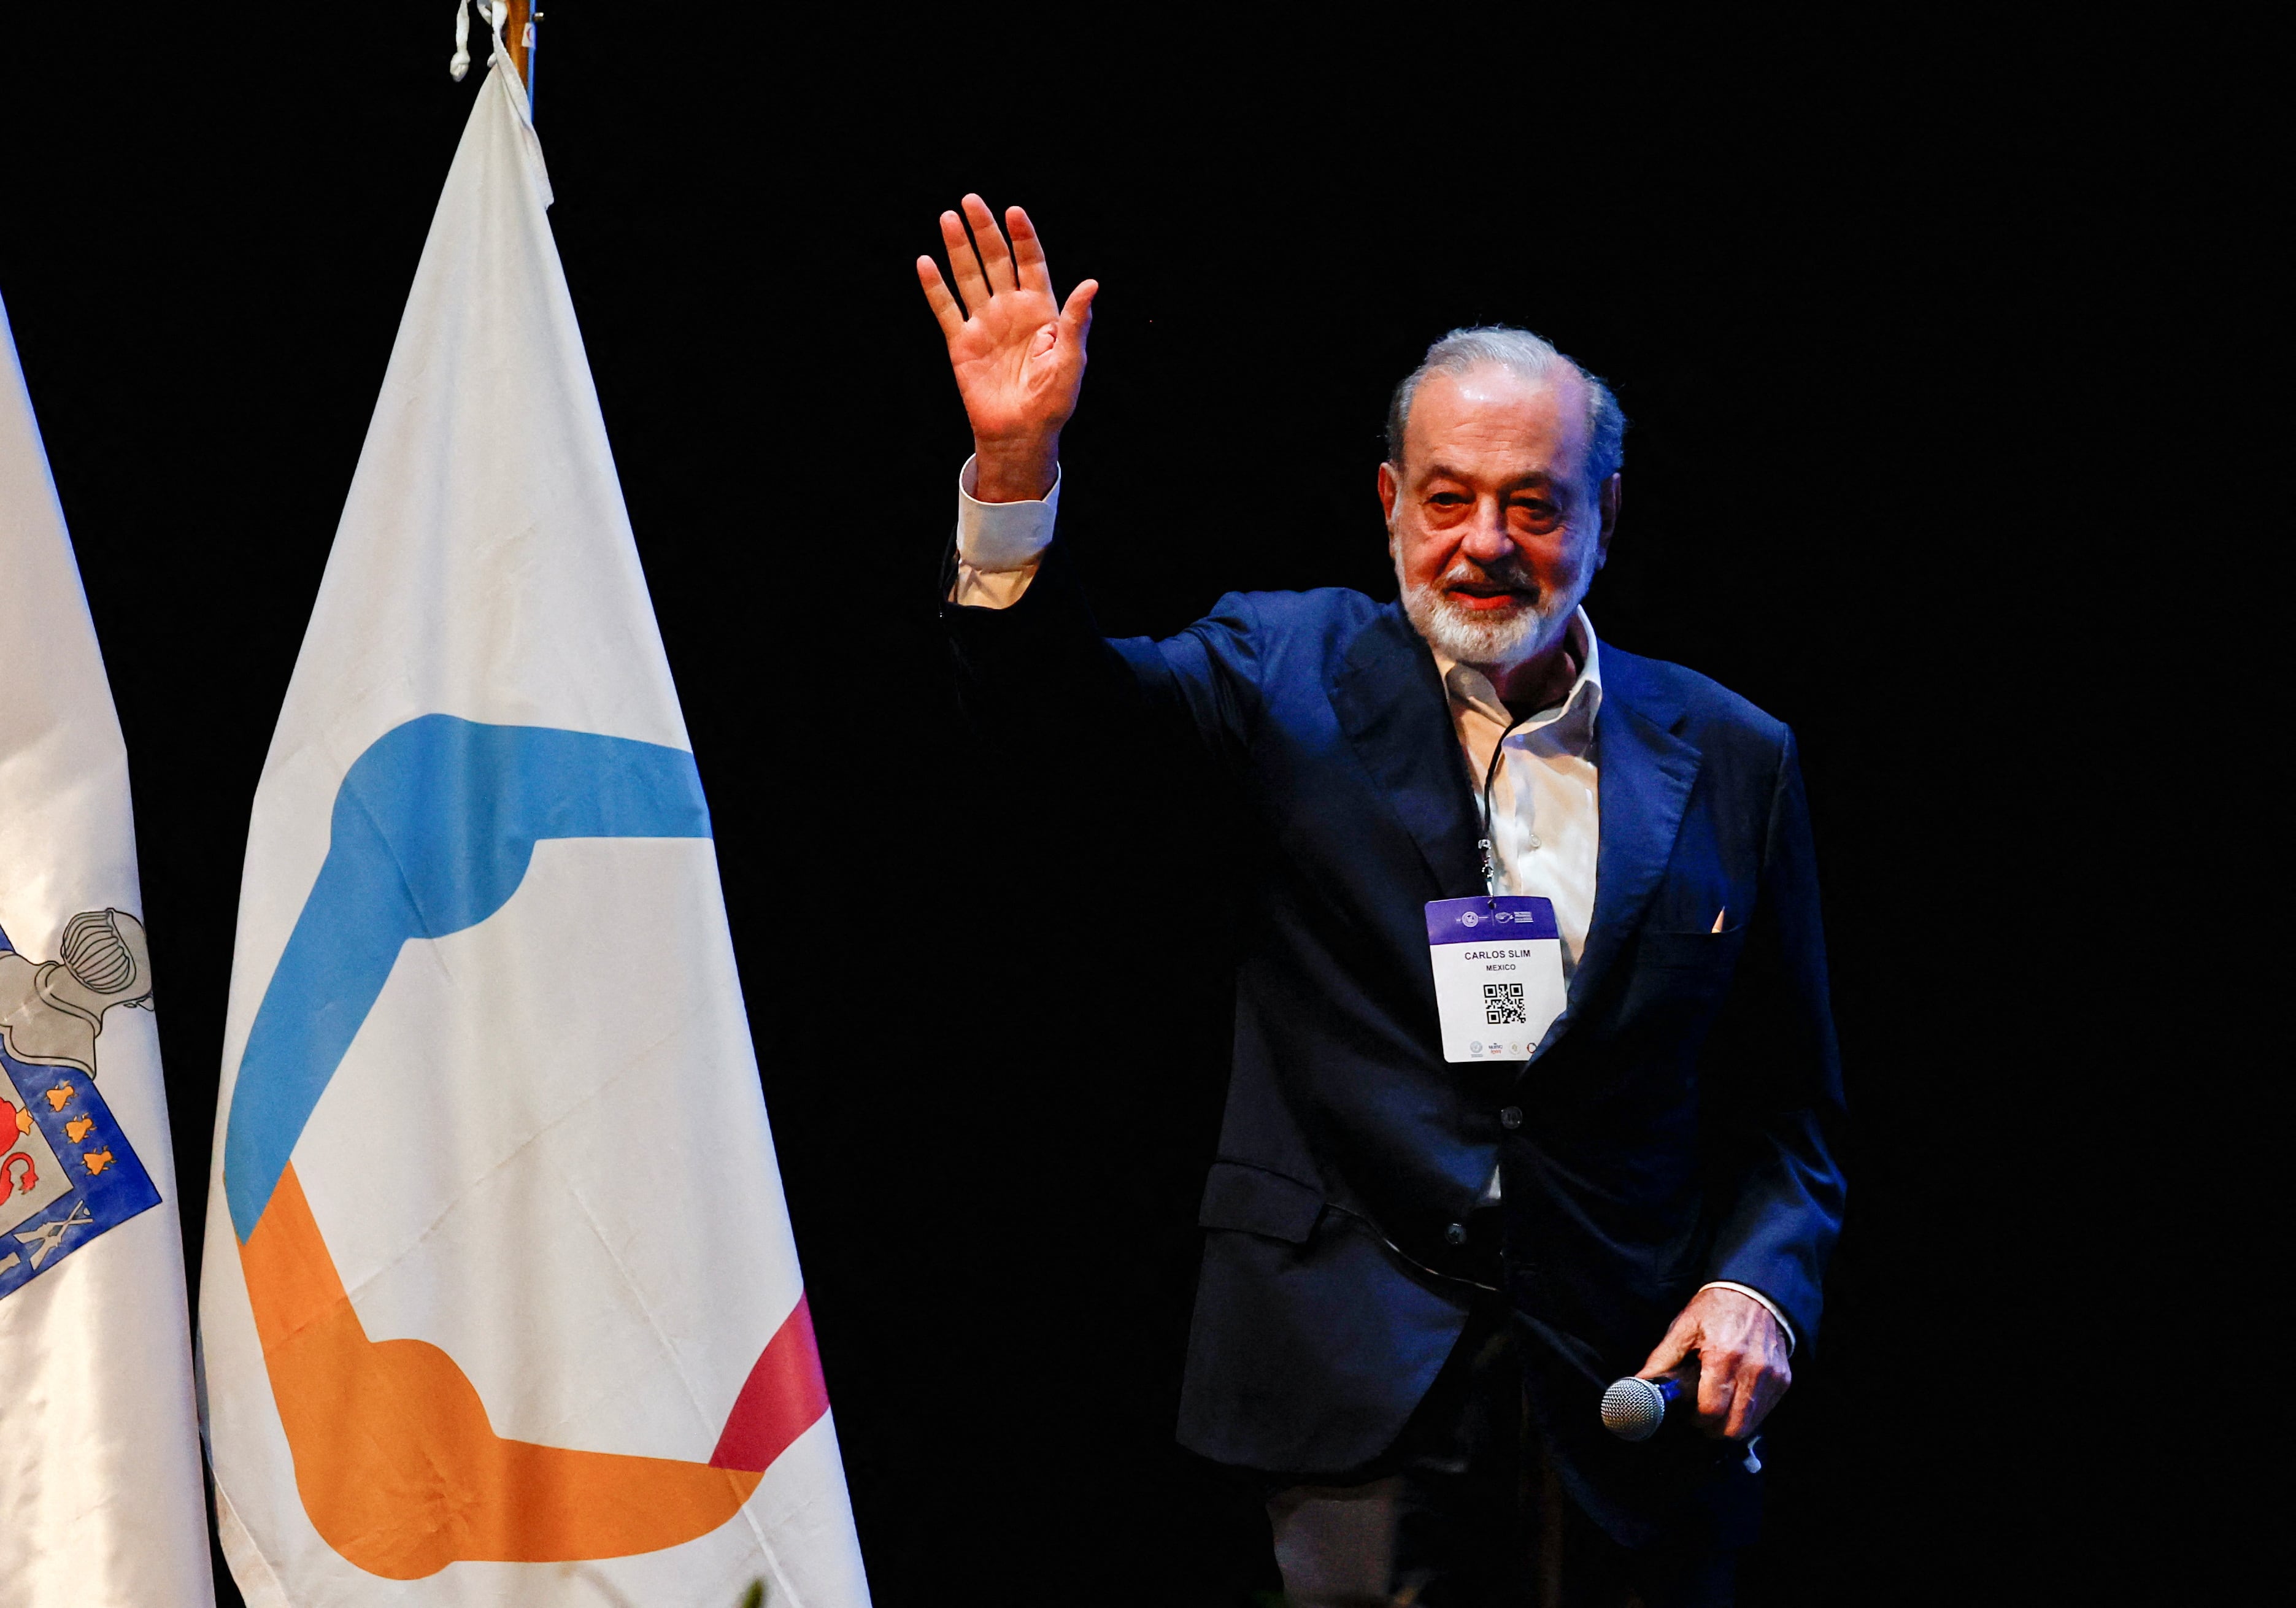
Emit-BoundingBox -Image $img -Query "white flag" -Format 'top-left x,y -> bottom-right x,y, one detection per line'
198,49 -> 870,1608
0,293 -> 215,1602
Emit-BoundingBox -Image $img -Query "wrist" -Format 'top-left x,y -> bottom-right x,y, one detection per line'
1697,1281 -> 1795,1354
970,434 -> 1060,503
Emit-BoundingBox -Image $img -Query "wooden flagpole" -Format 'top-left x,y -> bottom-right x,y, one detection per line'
503,1 -> 537,105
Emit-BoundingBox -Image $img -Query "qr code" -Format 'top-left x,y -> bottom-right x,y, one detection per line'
1483,982 -> 1527,1025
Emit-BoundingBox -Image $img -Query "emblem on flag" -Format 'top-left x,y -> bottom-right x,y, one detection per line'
0,910 -> 162,1299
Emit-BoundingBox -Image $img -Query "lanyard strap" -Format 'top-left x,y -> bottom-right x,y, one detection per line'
1476,712 -> 1531,900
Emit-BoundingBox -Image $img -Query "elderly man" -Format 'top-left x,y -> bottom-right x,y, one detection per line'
922,196 -> 1845,1606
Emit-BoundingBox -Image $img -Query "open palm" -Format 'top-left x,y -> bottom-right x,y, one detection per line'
917,196 -> 1096,501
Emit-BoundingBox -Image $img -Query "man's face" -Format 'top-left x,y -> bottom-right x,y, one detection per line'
1379,363 -> 1619,671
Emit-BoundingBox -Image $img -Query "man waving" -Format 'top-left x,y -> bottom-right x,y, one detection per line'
923,196 -> 1845,1607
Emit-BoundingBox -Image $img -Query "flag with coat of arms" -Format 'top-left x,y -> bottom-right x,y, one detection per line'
0,288 -> 215,1603
197,40 -> 871,1607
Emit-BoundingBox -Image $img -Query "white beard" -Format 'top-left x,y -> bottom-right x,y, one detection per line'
1395,548 -> 1582,674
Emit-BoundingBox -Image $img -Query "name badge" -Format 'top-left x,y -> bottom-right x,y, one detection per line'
1425,896 -> 1566,1063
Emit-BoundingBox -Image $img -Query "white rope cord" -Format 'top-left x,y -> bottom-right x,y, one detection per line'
448,2 -> 510,82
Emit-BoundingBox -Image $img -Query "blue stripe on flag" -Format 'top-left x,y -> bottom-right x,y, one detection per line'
223,715 -> 711,1241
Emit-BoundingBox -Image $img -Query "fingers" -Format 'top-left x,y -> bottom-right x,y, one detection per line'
1724,1355 -> 1790,1439
962,194 -> 1017,294
1695,1346 -> 1738,1431
1720,1358 -> 1770,1439
1008,206 -> 1053,294
1697,1342 -> 1790,1439
915,257 -> 965,340
1638,1310 -> 1698,1380
1060,279 -> 1098,361
1722,1372 -> 1764,1441
1061,278 -> 1099,334
938,207 -> 992,315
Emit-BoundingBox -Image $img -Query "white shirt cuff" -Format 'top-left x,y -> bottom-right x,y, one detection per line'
1698,1280 -> 1797,1353
957,454 -> 1060,571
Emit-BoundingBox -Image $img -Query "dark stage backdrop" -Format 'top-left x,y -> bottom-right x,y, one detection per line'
1,12 -> 2111,1606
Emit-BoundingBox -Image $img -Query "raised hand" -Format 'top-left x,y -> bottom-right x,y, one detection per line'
917,195 -> 1098,503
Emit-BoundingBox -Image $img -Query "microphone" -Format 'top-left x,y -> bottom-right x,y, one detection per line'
1600,1373 -> 1686,1442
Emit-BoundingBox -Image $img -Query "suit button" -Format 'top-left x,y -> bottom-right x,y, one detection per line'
1500,1106 -> 1523,1129
1444,1221 -> 1468,1247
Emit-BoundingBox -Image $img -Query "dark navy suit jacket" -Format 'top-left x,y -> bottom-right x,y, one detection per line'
944,540 -> 1846,1542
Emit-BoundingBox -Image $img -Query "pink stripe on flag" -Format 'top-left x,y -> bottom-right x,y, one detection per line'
710,1293 -> 831,1473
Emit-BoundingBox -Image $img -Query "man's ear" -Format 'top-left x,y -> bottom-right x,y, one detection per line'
1377,461 -> 1401,549
1596,474 -> 1622,567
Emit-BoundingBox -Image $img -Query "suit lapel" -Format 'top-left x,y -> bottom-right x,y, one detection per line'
1330,603 -> 1482,896
1554,653 -> 1704,1034
1327,618 -> 1703,1048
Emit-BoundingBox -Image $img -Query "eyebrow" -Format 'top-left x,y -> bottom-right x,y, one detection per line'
1419,464 -> 1564,493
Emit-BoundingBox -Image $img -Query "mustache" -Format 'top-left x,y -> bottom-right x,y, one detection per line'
1437,559 -> 1539,594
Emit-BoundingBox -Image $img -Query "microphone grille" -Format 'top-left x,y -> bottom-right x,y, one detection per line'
1601,1375 -> 1667,1441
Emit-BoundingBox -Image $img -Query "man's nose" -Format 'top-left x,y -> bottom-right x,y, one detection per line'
1458,499 -> 1516,564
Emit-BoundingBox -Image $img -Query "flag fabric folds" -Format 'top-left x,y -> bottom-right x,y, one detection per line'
0,293 -> 215,1603
198,48 -> 869,1607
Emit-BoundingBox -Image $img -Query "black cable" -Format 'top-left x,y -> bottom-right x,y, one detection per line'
1476,709 -> 1531,900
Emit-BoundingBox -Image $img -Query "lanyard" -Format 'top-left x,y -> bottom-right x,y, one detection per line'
1476,712 -> 1532,899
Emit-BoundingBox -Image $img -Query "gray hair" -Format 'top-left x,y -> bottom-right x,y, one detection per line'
1385,326 -> 1627,488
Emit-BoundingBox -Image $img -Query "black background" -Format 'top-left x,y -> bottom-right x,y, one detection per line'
0,10 -> 2167,1606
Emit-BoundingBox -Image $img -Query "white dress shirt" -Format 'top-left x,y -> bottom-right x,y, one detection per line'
950,460 -> 1794,1348
1435,633 -> 1601,972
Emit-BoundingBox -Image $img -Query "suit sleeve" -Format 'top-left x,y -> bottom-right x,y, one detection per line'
940,532 -> 1265,777
1702,727 -> 1849,1352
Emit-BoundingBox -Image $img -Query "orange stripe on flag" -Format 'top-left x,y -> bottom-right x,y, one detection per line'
241,1163 -> 766,1580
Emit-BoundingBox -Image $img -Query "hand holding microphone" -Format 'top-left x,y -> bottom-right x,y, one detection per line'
1601,1285 -> 1793,1444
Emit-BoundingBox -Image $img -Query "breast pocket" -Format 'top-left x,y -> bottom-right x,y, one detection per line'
1635,923 -> 1748,971
1630,924 -> 1752,1017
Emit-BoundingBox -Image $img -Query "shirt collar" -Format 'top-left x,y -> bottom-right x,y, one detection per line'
1433,608 -> 1604,737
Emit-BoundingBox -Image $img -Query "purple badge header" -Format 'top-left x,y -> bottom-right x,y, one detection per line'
1424,894 -> 1559,947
